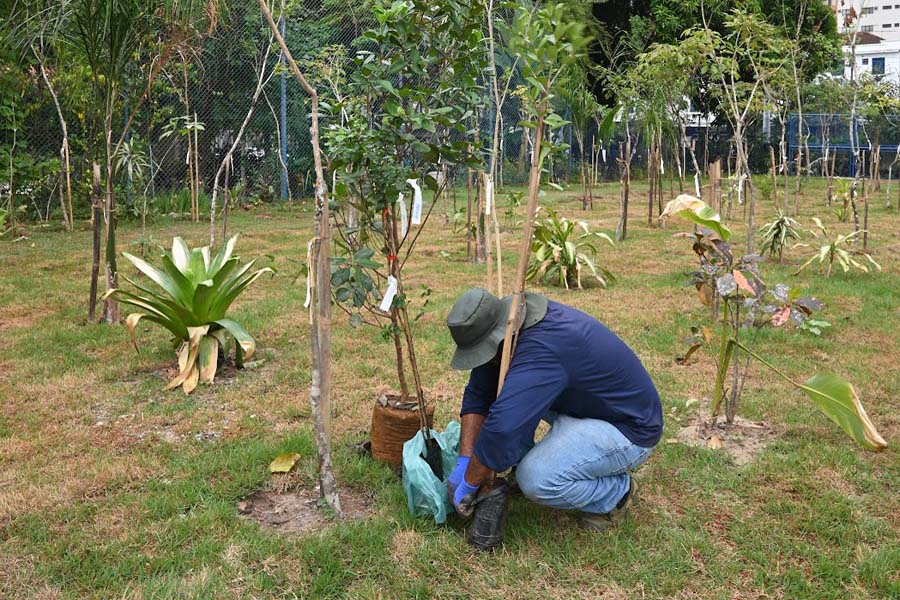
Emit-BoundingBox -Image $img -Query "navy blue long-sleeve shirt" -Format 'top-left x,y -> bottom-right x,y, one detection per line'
461,301 -> 662,472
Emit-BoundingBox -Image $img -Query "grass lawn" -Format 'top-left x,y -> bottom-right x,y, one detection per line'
1,177 -> 899,599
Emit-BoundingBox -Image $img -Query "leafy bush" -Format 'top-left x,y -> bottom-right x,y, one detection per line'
758,211 -> 801,262
105,235 -> 271,394
526,207 -> 615,289
793,218 -> 880,277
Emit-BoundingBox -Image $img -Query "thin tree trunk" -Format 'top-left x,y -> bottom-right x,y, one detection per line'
770,145 -> 779,212
88,162 -> 102,322
35,49 -> 73,231
103,104 -> 119,325
194,111 -> 201,221
210,34 -> 273,246
259,0 -> 342,516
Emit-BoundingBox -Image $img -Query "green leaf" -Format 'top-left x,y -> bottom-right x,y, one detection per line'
214,318 -> 256,362
799,373 -> 888,451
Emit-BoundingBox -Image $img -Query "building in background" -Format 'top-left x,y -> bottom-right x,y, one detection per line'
831,1 -> 900,40
829,2 -> 900,80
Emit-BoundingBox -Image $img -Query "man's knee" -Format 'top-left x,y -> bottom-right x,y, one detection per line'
515,453 -> 559,503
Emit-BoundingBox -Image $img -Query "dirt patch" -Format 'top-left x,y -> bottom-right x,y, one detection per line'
675,415 -> 777,466
238,485 -> 373,535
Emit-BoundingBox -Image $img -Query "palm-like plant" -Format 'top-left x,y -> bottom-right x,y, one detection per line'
793,218 -> 881,277
758,211 -> 801,262
105,235 -> 271,393
526,207 -> 615,289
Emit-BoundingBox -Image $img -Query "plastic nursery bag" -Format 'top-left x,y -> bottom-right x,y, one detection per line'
402,421 -> 461,524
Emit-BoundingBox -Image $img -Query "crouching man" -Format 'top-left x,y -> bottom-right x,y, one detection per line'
445,288 -> 662,530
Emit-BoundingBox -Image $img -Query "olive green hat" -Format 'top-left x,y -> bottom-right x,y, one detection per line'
446,287 -> 549,371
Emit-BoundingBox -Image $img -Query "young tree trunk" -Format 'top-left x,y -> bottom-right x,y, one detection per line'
102,109 -> 119,325
770,145 -> 779,212
618,134 -> 631,241
88,163 -> 102,322
194,112 -> 201,221
210,35 -> 272,246
259,0 -> 342,517
36,50 -> 73,231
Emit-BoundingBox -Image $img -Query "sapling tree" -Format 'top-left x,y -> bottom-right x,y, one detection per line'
662,196 -> 887,451
323,0 -> 487,444
258,0 -> 342,515
689,9 -> 789,251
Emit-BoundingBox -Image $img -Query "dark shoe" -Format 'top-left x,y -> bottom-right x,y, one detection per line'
577,478 -> 636,532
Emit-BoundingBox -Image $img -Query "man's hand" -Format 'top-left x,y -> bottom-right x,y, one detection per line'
446,455 -> 470,498
452,478 -> 479,518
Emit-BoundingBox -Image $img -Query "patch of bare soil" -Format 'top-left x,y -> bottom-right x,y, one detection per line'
238,485 -> 373,535
676,415 -> 777,466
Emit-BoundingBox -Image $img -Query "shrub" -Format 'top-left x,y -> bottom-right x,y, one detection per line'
526,206 -> 615,289
105,235 -> 271,393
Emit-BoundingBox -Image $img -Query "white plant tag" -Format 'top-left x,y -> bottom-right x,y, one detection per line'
398,194 -> 408,238
484,176 -> 493,215
304,239 -> 314,309
602,148 -> 607,163
694,172 -> 701,198
406,179 -> 423,225
379,275 -> 398,312
660,158 -> 665,175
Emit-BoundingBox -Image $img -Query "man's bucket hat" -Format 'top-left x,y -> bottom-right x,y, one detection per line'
447,287 -> 549,370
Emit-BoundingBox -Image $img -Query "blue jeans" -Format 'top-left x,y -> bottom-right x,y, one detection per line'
515,414 -> 654,515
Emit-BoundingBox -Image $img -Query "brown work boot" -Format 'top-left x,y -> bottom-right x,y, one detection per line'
577,478 -> 637,532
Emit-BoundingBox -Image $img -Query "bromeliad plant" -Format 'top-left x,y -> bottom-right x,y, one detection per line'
105,235 -> 271,394
663,196 -> 887,451
793,218 -> 881,277
757,211 -> 801,262
526,206 -> 615,289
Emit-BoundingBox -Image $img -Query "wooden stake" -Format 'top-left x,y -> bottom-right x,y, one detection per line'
497,109 -> 544,394
88,163 -> 102,322
258,0 -> 342,517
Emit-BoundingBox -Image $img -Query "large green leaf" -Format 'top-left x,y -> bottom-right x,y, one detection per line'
214,318 -> 256,361
660,195 -> 732,241
799,373 -> 888,451
208,234 -> 239,276
122,252 -> 190,306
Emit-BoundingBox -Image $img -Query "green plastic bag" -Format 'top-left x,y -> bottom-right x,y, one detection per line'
402,421 -> 461,524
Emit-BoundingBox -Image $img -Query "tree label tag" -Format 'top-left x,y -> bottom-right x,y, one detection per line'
484,176 -> 493,215
660,157 -> 665,175
398,194 -> 408,238
380,275 -> 398,312
304,239 -> 314,309
407,179 -> 423,225
695,173 -> 701,198
602,148 -> 607,163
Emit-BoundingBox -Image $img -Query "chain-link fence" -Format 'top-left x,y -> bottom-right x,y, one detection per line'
8,4 -> 896,227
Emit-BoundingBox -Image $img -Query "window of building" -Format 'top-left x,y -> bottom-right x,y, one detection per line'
884,4 -> 892,8
872,57 -> 886,75
862,25 -> 875,32
862,6 -> 876,14
863,57 -> 870,64
886,23 -> 893,28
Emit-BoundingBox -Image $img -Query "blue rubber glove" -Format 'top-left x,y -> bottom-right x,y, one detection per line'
453,478 -> 479,518
446,455 -> 471,497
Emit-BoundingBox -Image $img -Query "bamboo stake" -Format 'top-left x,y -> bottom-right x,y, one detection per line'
258,0 -> 342,517
88,163 -> 102,322
497,109 -> 544,394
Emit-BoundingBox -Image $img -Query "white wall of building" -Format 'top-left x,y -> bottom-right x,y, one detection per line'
844,39 -> 900,80
833,0 -> 900,40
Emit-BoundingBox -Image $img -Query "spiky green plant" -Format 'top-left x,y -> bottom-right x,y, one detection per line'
758,211 -> 801,262
104,235 -> 271,393
526,207 -> 615,289
793,218 -> 881,277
